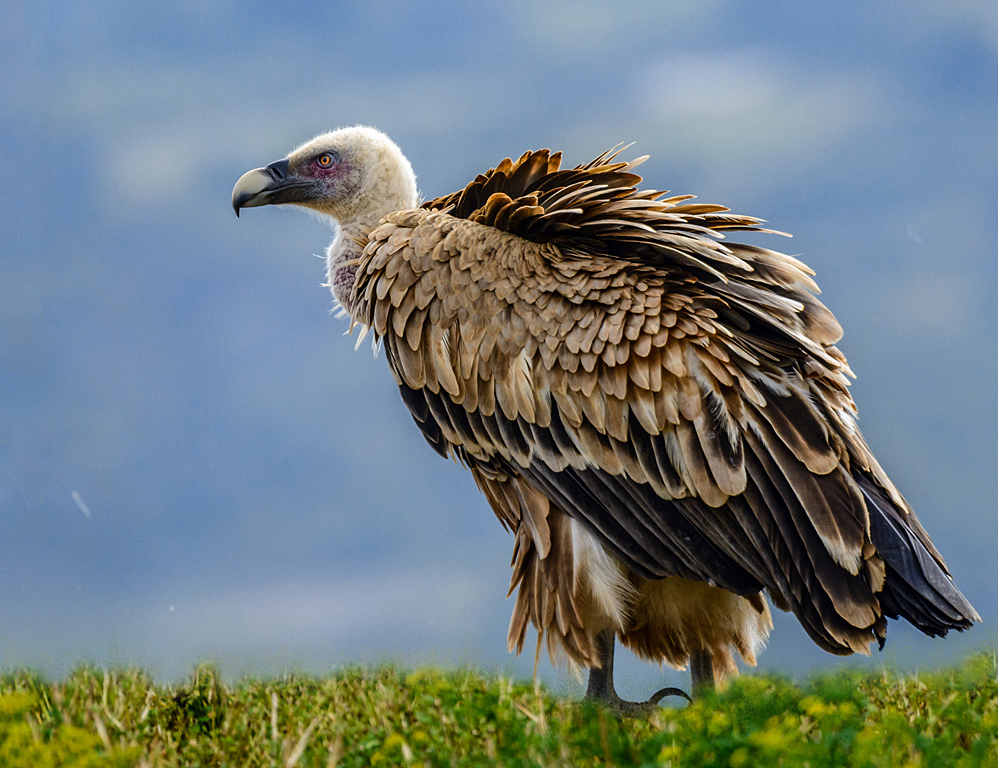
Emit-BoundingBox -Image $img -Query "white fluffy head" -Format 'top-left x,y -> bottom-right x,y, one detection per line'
286,125 -> 419,226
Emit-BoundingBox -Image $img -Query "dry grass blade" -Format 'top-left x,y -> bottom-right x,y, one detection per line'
326,733 -> 343,768
92,709 -> 113,750
25,712 -> 42,744
285,716 -> 320,768
271,691 -> 279,742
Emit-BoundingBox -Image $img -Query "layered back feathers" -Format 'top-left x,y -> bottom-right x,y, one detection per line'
423,148 -> 846,364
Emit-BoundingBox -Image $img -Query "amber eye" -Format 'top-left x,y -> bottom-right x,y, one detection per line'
316,153 -> 334,168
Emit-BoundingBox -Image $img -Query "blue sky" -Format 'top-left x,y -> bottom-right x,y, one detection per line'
2,1 -> 997,694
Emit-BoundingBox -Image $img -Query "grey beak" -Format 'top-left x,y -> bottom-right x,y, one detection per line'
231,159 -> 291,217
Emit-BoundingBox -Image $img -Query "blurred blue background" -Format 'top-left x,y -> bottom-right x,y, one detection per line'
2,1 -> 996,696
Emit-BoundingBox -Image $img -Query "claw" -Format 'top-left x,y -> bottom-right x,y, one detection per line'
648,686 -> 692,706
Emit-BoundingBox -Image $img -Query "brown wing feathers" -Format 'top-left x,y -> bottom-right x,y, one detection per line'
353,146 -> 977,659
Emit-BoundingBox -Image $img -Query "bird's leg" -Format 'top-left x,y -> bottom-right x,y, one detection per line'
583,630 -> 616,702
584,630 -> 690,716
689,649 -> 715,697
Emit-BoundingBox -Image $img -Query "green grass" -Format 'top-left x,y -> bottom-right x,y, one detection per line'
2,654 -> 997,767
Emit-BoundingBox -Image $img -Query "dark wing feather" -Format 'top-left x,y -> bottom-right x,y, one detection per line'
861,475 -> 978,634
397,382 -> 448,459
355,147 -> 978,655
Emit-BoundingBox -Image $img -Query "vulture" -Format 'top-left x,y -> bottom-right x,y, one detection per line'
232,126 -> 978,712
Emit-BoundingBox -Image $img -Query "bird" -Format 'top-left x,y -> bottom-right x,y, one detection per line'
232,125 -> 978,713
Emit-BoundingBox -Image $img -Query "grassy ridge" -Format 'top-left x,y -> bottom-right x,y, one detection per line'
1,654 -> 997,767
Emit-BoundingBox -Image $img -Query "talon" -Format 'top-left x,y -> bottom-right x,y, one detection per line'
648,686 -> 692,706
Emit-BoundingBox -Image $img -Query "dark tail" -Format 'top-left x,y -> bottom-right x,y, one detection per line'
860,475 -> 979,636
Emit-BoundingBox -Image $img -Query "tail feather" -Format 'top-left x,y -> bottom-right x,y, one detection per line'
860,476 -> 979,636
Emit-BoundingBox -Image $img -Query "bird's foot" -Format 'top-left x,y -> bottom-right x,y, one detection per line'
585,685 -> 691,717
585,630 -> 693,716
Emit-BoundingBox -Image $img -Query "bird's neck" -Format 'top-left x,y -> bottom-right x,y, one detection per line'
325,177 -> 419,317
324,150 -> 420,316
325,221 -> 373,316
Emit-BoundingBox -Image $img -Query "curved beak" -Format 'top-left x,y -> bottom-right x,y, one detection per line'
232,159 -> 311,217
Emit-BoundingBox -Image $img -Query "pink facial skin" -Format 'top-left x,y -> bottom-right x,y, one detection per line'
298,154 -> 346,180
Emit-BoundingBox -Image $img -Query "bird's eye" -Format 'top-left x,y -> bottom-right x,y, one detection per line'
317,153 -> 334,167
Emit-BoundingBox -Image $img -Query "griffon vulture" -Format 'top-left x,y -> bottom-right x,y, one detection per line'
232,126 -> 977,712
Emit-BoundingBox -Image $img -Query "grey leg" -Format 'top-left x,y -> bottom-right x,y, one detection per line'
689,649 -> 715,697
584,630 -> 691,716
584,629 -> 616,701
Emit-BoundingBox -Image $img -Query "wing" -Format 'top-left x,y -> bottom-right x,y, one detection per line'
352,151 -> 978,655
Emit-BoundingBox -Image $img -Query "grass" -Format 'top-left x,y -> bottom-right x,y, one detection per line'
1,654 -> 997,767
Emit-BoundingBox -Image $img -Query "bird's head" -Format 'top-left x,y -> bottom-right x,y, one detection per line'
232,125 -> 418,227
